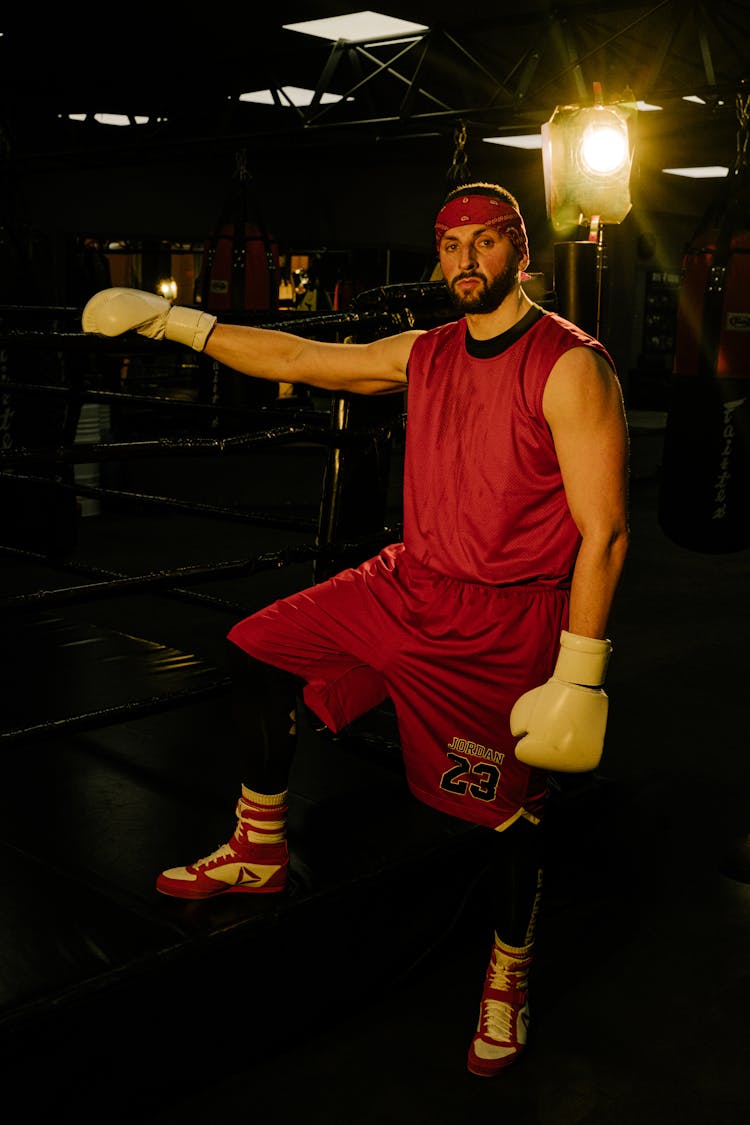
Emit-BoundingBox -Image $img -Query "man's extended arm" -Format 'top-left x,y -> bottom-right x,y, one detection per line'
82,287 -> 420,396
203,322 -> 417,395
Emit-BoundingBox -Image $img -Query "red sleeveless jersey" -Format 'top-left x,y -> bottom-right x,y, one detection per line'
402,311 -> 614,587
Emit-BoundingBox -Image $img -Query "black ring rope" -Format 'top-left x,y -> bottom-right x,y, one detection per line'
0,679 -> 233,746
0,470 -> 320,531
0,523 -> 402,614
0,307 -> 412,350
0,379 -> 335,423
0,415 -> 406,468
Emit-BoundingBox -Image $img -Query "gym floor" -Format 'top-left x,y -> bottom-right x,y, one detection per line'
2,409 -> 749,1125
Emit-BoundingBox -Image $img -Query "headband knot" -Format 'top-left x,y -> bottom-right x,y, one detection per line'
434,194 -> 529,263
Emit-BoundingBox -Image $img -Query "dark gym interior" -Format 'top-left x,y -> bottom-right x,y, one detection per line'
1,7 -> 749,1124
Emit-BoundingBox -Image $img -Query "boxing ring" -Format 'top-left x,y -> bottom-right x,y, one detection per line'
0,282 -> 501,1103
0,285 -> 457,739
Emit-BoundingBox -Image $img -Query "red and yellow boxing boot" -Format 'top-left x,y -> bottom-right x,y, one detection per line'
467,933 -> 533,1077
156,785 -> 288,899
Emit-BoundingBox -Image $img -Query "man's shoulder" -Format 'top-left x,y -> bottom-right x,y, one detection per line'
531,310 -> 614,365
411,317 -> 463,358
536,309 -> 596,346
417,316 -> 464,348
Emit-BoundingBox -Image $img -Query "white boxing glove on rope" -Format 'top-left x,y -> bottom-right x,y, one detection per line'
82,288 -> 217,352
510,630 -> 613,773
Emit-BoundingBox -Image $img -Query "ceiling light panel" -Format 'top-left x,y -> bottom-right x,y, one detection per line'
662,166 -> 729,178
482,135 -> 542,149
239,87 -> 344,107
283,11 -> 428,43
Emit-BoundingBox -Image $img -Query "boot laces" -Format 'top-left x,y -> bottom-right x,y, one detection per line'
488,953 -> 528,992
194,841 -> 237,869
483,996 -> 516,1041
481,955 -> 529,1041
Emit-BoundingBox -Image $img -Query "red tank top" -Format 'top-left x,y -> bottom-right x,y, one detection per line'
402,310 -> 614,586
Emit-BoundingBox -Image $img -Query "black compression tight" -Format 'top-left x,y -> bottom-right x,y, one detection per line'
226,641 -> 304,794
481,816 -> 544,949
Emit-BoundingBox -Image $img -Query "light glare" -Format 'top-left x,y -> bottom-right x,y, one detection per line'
580,125 -> 629,175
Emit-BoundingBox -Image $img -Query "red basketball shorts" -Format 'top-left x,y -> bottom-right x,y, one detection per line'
227,543 -> 569,831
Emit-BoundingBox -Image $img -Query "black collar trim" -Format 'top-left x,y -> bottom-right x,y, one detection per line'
465,304 -> 545,359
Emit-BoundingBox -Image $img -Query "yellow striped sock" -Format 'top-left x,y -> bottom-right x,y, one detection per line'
237,785 -> 288,844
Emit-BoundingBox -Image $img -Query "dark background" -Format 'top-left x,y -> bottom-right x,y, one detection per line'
2,2 -> 748,401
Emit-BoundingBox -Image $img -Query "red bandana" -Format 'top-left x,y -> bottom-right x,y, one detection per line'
434,194 -> 528,262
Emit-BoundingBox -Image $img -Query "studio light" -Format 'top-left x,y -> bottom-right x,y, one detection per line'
542,96 -> 636,340
541,102 -> 635,233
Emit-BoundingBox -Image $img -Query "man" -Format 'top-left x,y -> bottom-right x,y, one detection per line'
82,182 -> 630,1077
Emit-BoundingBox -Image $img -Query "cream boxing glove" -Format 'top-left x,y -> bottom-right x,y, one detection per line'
82,288 -> 216,351
510,630 -> 613,773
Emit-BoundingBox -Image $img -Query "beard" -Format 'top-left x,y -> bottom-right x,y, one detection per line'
447,258 -> 518,313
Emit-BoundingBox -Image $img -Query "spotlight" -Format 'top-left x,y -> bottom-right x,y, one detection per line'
542,103 -> 635,233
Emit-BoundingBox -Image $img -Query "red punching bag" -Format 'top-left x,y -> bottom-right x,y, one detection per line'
202,151 -> 279,314
658,107 -> 750,553
203,222 -> 279,312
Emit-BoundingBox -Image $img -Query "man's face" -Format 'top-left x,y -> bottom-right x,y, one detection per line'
438,224 -> 521,313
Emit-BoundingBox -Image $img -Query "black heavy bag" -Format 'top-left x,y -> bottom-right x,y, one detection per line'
658,165 -> 750,553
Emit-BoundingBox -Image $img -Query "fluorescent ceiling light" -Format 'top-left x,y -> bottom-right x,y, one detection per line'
68,113 -> 150,126
283,11 -> 428,43
682,94 -> 725,107
483,134 -> 542,149
239,87 -> 345,107
662,166 -> 729,178
635,101 -> 662,111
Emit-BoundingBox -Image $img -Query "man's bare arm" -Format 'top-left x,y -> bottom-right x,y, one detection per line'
81,287 -> 421,396
543,346 -> 630,639
204,323 -> 422,395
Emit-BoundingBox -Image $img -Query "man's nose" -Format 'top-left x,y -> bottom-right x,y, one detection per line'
457,243 -> 477,270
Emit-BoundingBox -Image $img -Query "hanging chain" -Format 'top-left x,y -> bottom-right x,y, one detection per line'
735,92 -> 749,171
234,147 -> 249,184
446,120 -> 471,187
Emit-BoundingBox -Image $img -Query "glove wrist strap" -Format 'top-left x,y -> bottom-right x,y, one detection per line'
165,306 -> 217,351
555,630 -> 612,687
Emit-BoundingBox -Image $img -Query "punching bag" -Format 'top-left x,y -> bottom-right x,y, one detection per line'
658,143 -> 750,553
201,151 -> 279,314
203,222 -> 279,313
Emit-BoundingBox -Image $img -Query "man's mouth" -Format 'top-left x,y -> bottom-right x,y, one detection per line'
454,274 -> 483,290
